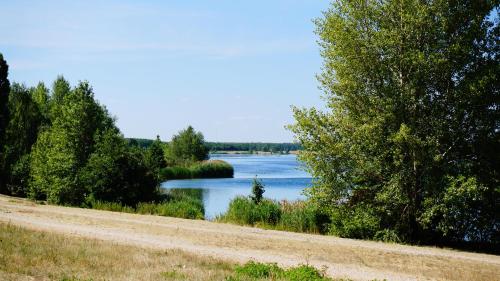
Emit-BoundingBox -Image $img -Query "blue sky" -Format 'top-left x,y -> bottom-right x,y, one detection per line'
0,0 -> 329,142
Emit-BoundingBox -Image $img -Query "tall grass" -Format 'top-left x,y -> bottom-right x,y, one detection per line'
218,197 -> 329,234
159,160 -> 234,180
219,197 -> 281,226
89,189 -> 204,219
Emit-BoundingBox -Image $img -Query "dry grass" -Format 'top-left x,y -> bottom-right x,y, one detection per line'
1,195 -> 499,281
0,223 -> 234,281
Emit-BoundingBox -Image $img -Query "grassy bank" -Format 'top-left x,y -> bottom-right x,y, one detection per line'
217,197 -> 330,234
89,189 -> 204,219
0,223 -> 340,281
160,160 -> 234,180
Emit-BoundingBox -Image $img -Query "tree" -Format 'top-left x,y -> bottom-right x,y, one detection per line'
290,1 -> 499,244
2,83 -> 45,196
49,75 -> 71,119
145,135 -> 166,178
31,82 -> 50,123
166,126 -> 209,165
80,129 -> 157,206
30,80 -> 115,204
0,53 -> 10,192
251,176 -> 265,204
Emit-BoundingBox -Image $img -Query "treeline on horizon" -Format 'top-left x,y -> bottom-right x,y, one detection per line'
128,138 -> 302,153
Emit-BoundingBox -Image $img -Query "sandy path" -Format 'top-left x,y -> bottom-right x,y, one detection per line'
0,195 -> 498,281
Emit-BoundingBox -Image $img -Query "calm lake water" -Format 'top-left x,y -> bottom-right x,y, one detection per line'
161,154 -> 312,219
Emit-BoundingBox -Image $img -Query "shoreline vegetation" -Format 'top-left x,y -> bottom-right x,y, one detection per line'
159,159 -> 234,180
127,138 -> 302,155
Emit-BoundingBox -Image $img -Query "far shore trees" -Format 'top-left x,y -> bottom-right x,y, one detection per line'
290,0 -> 499,246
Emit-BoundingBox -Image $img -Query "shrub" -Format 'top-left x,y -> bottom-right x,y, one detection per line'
277,201 -> 329,234
88,188 -> 204,220
234,261 -> 283,279
251,177 -> 265,204
283,265 -> 328,281
374,229 -> 401,243
89,200 -> 134,213
219,196 -> 281,226
328,205 -> 380,239
231,262 -> 331,281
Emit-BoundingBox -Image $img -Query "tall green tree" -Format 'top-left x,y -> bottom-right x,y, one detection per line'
49,75 -> 71,119
0,53 -> 10,192
145,135 -> 166,179
31,82 -> 50,123
290,0 -> 499,244
30,81 -> 115,204
3,83 -> 45,196
166,126 -> 209,165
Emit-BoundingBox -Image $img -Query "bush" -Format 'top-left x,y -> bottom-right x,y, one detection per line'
234,261 -> 283,279
136,200 -> 203,220
88,188 -> 204,220
251,177 -> 265,204
219,196 -> 281,226
328,205 -> 380,239
90,200 -> 134,213
277,201 -> 329,234
231,262 -> 331,281
374,229 -> 401,243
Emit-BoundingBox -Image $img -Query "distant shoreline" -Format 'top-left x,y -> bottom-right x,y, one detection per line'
210,150 -> 300,155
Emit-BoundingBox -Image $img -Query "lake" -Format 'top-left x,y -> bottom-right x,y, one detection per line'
161,154 -> 312,219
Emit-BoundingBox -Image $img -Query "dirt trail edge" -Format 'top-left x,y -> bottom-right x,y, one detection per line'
0,195 -> 498,281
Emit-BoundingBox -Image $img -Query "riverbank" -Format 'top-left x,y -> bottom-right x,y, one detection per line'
1,195 -> 498,281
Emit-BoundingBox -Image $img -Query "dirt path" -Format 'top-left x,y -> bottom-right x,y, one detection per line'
0,195 -> 498,281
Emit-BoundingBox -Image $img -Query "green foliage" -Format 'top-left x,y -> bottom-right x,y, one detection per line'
29,81 -> 116,205
2,83 -> 45,196
251,177 -> 265,204
419,176 -> 498,244
49,75 -> 71,118
89,188 -> 204,220
219,197 -> 281,226
234,261 -> 284,279
189,160 -> 234,178
0,53 -> 10,193
277,201 -> 329,234
159,160 -> 234,180
231,262 -> 331,281
328,205 -> 380,240
220,195 -> 329,234
80,129 -> 158,206
145,135 -> 166,179
160,166 -> 192,180
165,126 -> 208,165
206,142 -> 302,153
290,0 -> 499,245
373,229 -> 401,243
